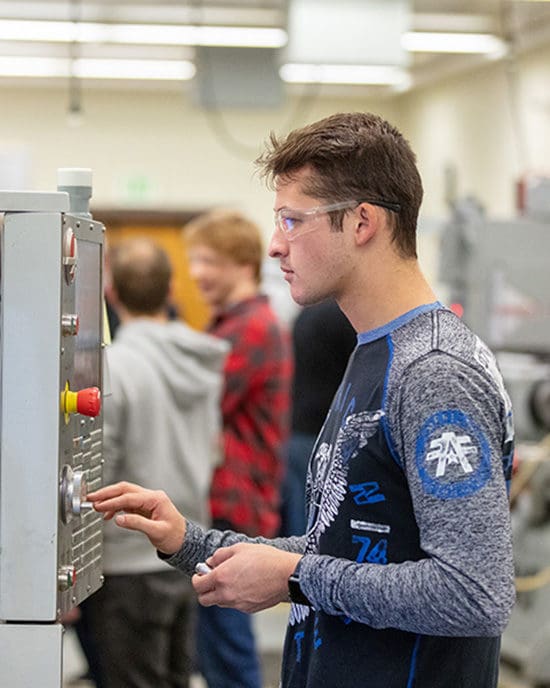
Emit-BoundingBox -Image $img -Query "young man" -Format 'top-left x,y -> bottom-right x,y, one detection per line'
82,238 -> 228,688
90,113 -> 515,688
183,210 -> 293,688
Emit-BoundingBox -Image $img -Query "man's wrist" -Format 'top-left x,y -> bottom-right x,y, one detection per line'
288,557 -> 311,606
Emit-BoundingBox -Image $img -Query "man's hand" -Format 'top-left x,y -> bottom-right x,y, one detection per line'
192,543 -> 302,614
87,481 -> 186,555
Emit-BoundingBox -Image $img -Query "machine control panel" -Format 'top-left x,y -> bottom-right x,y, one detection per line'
57,212 -> 105,616
0,181 -> 105,626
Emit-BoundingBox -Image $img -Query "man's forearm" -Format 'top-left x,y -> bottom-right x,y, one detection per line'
163,519 -> 306,576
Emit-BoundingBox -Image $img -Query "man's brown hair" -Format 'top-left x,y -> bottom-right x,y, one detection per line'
110,238 -> 172,314
184,209 -> 263,283
255,112 -> 423,258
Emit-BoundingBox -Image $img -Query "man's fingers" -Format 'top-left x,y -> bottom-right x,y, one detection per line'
197,591 -> 226,608
87,481 -> 141,500
90,484 -> 185,555
115,512 -> 163,537
195,585 -> 253,613
90,491 -> 155,516
208,545 -> 237,567
193,576 -> 231,608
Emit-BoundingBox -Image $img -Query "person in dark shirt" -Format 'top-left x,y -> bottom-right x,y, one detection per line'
280,300 -> 356,536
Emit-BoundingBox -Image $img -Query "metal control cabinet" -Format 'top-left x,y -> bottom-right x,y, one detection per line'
0,182 -> 105,685
459,219 -> 550,357
438,205 -> 550,441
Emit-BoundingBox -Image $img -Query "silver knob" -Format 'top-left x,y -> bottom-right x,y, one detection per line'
58,564 -> 77,591
62,314 -> 80,336
60,465 -> 91,523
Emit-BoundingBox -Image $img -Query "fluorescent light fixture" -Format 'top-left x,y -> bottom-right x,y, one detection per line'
77,58 -> 196,80
0,19 -> 287,49
402,31 -> 506,54
0,56 -> 196,80
0,56 -> 67,78
286,0 -> 409,68
280,63 -> 411,87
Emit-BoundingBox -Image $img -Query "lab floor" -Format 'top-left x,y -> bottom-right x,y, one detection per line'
62,604 -> 288,688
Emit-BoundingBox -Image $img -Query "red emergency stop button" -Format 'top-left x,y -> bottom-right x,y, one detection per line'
62,385 -> 101,417
76,387 -> 101,417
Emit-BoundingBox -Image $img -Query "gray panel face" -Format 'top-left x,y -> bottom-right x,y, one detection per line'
0,207 -> 104,621
57,214 -> 104,616
0,211 -> 63,621
0,190 -> 69,212
0,623 -> 63,685
455,220 -> 550,354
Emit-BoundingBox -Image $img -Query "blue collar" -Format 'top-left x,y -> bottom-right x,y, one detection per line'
357,301 -> 443,345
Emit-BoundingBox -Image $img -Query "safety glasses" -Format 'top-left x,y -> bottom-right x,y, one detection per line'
274,198 -> 400,241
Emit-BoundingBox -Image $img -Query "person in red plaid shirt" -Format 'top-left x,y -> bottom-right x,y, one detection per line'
185,209 -> 293,688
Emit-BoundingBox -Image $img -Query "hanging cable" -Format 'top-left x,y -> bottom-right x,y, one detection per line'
184,0 -> 322,161
498,0 -> 529,174
67,0 -> 84,125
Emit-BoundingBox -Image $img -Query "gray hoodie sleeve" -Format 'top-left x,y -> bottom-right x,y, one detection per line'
102,352 -> 127,487
296,353 -> 515,636
162,520 -> 307,576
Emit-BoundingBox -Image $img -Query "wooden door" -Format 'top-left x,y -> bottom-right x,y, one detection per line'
95,209 -> 211,331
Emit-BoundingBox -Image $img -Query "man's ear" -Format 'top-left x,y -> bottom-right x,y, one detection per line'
353,202 -> 378,246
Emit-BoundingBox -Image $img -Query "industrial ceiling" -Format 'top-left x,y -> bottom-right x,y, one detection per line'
0,0 -> 549,96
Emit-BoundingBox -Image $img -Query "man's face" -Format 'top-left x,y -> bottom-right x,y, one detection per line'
268,168 -> 356,307
187,244 -> 244,310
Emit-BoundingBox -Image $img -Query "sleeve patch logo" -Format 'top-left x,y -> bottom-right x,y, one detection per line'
427,432 -> 476,477
415,409 -> 491,499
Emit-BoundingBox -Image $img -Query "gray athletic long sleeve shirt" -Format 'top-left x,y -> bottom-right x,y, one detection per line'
165,303 -> 515,687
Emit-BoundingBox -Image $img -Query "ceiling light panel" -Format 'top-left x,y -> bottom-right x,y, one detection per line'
280,63 -> 411,87
0,55 -> 196,80
286,0 -> 410,67
0,20 -> 287,49
0,2 -> 286,26
402,31 -> 507,54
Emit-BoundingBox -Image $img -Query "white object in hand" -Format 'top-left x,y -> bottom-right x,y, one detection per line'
195,562 -> 213,575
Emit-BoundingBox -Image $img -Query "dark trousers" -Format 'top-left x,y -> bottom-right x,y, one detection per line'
197,604 -> 262,688
79,569 -> 196,688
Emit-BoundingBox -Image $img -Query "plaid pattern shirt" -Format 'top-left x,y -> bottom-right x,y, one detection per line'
208,294 -> 292,537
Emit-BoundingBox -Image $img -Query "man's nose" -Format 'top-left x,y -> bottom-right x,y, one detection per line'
268,226 -> 289,258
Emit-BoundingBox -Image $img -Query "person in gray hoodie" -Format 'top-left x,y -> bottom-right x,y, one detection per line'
79,237 -> 228,688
